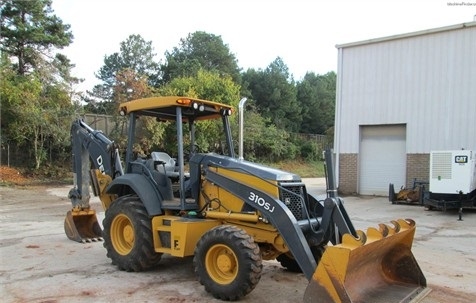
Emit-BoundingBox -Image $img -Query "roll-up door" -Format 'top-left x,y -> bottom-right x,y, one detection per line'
359,124 -> 406,195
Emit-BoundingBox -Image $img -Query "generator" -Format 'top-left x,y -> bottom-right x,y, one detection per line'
424,150 -> 476,210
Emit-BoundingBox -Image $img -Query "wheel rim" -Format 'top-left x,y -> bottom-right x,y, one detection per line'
111,214 -> 134,255
205,244 -> 238,284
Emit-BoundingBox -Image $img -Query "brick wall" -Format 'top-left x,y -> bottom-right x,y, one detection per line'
406,153 -> 430,187
338,153 -> 358,195
337,153 -> 430,195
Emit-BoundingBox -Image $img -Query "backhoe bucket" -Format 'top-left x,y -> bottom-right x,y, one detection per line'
64,210 -> 103,243
304,219 -> 428,303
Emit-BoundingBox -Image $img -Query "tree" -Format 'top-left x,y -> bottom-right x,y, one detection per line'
0,0 -> 73,75
0,0 -> 77,169
236,105 -> 298,162
296,71 -> 336,134
1,56 -> 74,168
157,69 -> 241,154
242,57 -> 301,132
113,68 -> 152,104
87,34 -> 159,113
161,31 -> 241,84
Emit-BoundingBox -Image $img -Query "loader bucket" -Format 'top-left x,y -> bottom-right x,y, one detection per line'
304,219 -> 428,303
64,209 -> 103,243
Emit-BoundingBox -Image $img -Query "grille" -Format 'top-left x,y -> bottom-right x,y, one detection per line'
279,183 -> 305,220
431,152 -> 452,179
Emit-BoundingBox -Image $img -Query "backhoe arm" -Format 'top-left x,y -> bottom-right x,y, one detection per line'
69,119 -> 123,209
65,119 -> 123,243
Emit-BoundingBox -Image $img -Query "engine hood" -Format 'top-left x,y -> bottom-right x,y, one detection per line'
197,153 -> 301,182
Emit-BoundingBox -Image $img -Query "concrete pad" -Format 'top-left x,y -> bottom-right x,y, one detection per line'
1,181 -> 475,303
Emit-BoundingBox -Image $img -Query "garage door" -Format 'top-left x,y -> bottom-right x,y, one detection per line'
359,124 -> 406,195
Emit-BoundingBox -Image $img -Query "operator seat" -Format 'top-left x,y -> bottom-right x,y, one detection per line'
151,152 -> 178,177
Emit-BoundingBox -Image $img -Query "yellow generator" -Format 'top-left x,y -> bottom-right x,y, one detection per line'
65,96 -> 427,302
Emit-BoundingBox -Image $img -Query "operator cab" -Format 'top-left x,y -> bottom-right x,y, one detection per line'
119,96 -> 235,210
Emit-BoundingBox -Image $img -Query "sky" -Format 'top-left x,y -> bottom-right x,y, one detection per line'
52,0 -> 476,91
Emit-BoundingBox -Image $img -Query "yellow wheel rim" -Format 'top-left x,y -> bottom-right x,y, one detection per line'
111,214 -> 134,255
205,244 -> 238,285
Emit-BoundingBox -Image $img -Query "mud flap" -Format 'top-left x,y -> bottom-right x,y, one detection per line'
304,219 -> 428,303
64,210 -> 103,243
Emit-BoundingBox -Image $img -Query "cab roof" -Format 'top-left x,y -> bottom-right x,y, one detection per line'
119,96 -> 234,121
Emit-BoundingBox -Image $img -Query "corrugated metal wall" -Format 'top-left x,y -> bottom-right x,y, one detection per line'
335,23 -> 476,154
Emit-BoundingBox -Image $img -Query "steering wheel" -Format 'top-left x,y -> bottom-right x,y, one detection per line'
184,144 -> 201,161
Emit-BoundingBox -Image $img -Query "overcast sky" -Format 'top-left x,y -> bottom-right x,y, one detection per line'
52,0 -> 475,91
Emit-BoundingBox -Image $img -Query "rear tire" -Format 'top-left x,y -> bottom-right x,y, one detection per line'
193,225 -> 262,301
102,195 -> 162,271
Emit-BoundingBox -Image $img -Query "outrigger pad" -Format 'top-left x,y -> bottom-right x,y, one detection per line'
304,219 -> 428,303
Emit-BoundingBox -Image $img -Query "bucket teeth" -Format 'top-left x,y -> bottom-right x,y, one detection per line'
342,218 -> 415,247
305,217 -> 426,303
390,220 -> 401,233
378,223 -> 389,237
81,237 -> 103,244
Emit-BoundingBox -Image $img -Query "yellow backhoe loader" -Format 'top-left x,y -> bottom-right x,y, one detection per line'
65,96 -> 428,302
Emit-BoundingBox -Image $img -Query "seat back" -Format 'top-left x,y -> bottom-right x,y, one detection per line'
151,152 -> 176,173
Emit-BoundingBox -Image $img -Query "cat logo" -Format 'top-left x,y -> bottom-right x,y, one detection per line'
455,155 -> 468,164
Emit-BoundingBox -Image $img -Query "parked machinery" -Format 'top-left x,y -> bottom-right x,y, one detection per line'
424,149 -> 476,211
65,96 -> 427,302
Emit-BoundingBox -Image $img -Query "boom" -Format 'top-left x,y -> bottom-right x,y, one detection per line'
65,119 -> 123,242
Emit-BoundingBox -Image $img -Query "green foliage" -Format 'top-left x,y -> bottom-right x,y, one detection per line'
297,71 -> 336,134
83,32 -> 336,166
0,0 -> 75,170
158,69 -> 241,154
235,107 -> 298,162
160,69 -> 240,106
268,159 -> 325,178
299,141 -> 322,161
0,0 -> 73,75
96,34 -> 160,87
1,7 -> 340,174
87,34 -> 159,112
1,62 -> 73,168
161,31 -> 241,85
242,57 -> 301,132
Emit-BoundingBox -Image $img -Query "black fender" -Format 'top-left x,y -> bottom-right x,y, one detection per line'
106,173 -> 163,216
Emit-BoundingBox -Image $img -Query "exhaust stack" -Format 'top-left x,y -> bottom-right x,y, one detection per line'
238,97 -> 248,160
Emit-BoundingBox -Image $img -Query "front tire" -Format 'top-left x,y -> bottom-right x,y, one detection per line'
102,195 -> 162,271
193,225 -> 262,301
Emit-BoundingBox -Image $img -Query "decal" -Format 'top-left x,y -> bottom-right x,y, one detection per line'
96,155 -> 105,173
248,191 -> 275,213
455,155 -> 468,164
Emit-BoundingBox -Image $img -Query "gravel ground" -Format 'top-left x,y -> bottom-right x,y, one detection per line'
1,180 -> 475,303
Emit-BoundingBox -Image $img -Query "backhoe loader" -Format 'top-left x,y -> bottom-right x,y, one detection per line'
65,96 -> 428,302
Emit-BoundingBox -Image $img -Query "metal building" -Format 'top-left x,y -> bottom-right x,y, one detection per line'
334,21 -> 476,195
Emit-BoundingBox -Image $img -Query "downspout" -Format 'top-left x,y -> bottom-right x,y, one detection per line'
238,97 -> 248,160
334,47 -> 344,189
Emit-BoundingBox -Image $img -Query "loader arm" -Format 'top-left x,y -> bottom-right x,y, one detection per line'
205,152 -> 427,303
315,148 -> 358,245
204,161 -> 364,280
205,166 -> 318,279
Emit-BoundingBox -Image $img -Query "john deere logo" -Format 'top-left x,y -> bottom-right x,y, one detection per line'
455,155 -> 468,163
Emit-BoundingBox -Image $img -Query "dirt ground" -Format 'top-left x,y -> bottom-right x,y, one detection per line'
1,178 -> 475,303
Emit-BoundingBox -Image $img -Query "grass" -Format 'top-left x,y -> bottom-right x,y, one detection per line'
265,159 -> 326,178
1,159 -> 325,186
